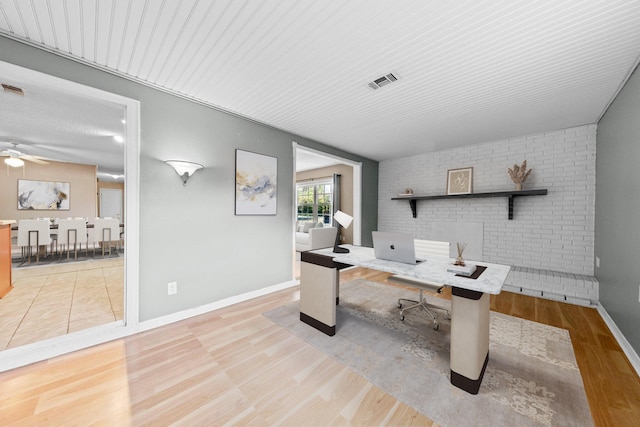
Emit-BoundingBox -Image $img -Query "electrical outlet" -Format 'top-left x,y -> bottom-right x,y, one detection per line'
168,281 -> 177,295
595,256 -> 600,268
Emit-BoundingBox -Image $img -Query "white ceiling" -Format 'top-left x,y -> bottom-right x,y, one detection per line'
296,149 -> 342,172
0,69 -> 126,179
1,0 -> 640,171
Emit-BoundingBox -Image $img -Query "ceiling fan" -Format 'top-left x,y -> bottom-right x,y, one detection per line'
1,141 -> 49,167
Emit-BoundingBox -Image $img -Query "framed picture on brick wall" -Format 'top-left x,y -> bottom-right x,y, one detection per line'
446,167 -> 473,195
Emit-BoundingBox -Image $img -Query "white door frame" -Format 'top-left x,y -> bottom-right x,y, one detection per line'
0,61 -> 140,372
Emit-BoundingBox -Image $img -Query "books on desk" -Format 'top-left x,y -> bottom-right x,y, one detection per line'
447,263 -> 477,276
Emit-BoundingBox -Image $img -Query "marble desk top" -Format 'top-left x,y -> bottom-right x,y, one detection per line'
312,245 -> 511,295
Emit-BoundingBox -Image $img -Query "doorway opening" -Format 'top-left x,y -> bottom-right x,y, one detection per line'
0,61 -> 140,371
99,188 -> 123,221
293,143 -> 362,278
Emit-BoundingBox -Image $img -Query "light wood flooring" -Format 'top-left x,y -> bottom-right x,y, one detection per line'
0,266 -> 638,426
0,257 -> 124,350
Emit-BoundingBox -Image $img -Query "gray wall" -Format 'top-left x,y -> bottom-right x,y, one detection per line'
0,36 -> 378,321
596,64 -> 640,354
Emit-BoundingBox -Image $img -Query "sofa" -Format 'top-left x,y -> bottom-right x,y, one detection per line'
295,223 -> 337,252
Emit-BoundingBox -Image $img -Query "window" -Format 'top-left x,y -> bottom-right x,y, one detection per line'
296,180 -> 333,224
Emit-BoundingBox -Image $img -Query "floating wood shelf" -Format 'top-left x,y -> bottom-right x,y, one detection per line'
391,189 -> 548,220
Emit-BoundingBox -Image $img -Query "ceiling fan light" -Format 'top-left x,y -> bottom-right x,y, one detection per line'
4,157 -> 24,167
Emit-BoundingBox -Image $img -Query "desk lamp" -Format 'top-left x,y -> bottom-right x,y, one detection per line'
333,210 -> 353,253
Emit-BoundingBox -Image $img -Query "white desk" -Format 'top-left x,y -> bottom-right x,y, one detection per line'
299,245 -> 511,394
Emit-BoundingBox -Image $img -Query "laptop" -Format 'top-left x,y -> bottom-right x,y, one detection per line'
372,231 -> 424,265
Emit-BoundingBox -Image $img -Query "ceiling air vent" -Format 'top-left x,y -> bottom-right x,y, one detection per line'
367,73 -> 398,90
2,83 -> 24,96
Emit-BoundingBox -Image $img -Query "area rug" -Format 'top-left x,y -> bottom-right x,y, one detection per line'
264,279 -> 593,427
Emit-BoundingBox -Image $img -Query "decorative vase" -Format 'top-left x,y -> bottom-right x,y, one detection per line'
508,160 -> 531,192
454,242 -> 467,266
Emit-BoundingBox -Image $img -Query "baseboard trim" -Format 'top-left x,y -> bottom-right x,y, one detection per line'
597,303 -> 640,377
0,321 -> 129,372
139,279 -> 300,332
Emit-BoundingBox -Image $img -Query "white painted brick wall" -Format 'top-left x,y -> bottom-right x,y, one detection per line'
378,125 -> 598,301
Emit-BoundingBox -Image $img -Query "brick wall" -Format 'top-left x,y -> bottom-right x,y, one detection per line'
378,125 -> 597,301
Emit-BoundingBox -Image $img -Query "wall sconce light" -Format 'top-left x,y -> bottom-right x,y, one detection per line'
333,210 -> 353,253
165,160 -> 203,186
4,156 -> 24,167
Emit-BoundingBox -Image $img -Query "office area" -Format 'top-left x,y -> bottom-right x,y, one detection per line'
1,1 -> 640,425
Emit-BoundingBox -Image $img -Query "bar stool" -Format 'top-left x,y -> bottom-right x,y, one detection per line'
57,218 -> 88,260
93,217 -> 120,256
39,217 -> 59,254
17,219 -> 51,264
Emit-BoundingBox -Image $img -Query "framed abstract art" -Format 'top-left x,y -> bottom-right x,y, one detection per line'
18,179 -> 70,210
235,149 -> 277,215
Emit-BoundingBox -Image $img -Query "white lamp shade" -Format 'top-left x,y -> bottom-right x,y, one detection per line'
4,157 -> 24,167
333,210 -> 353,229
165,160 -> 203,176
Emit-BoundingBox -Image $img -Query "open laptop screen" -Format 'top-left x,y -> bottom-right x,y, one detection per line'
372,231 -> 423,264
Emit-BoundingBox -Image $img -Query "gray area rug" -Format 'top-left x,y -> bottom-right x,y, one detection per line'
264,279 -> 593,427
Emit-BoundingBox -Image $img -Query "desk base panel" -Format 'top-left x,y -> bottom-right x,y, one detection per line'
300,312 -> 335,336
299,247 -> 503,396
451,352 -> 489,395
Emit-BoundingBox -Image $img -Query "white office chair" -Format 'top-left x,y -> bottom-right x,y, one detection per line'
57,218 -> 88,260
17,219 -> 52,264
390,239 -> 451,330
93,217 -> 120,256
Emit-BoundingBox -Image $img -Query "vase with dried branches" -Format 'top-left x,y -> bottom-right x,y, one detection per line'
454,242 -> 467,266
508,160 -> 532,191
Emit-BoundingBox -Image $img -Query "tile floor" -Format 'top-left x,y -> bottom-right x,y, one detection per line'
0,257 -> 124,350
